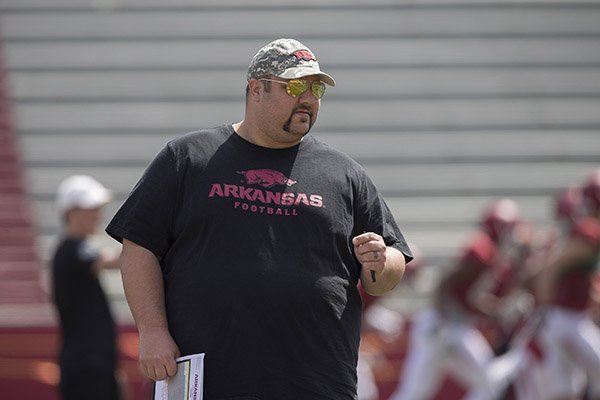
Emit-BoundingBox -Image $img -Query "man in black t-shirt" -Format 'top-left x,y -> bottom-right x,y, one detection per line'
107,38 -> 413,399
52,175 -> 121,400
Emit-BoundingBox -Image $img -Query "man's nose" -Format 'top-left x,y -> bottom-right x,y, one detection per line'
298,87 -> 318,102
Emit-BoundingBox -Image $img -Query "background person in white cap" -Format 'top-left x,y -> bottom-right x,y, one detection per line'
107,38 -> 412,399
51,175 -> 122,400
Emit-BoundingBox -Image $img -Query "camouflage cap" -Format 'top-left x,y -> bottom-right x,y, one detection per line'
247,38 -> 336,86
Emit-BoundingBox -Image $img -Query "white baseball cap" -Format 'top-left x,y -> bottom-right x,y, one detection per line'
56,175 -> 112,212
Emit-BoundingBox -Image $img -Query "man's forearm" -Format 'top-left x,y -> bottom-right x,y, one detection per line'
121,239 -> 180,381
121,239 -> 168,331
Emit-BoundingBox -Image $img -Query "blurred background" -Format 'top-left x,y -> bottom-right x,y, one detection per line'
1,0 -> 599,398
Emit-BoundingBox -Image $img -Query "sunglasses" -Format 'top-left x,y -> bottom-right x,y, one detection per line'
260,78 -> 326,99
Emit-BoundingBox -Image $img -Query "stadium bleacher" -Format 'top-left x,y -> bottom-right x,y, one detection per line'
1,0 -> 599,398
0,45 -> 46,306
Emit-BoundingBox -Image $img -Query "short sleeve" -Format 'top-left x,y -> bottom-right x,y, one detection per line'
106,144 -> 178,258
352,169 -> 413,263
77,241 -> 100,264
74,240 -> 99,276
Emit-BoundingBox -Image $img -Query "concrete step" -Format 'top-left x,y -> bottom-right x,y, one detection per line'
0,196 -> 34,227
6,38 -> 600,71
0,281 -> 47,304
14,98 -> 600,132
11,68 -> 600,101
20,130 -> 600,165
0,247 -> 39,262
2,6 -> 600,40
0,226 -> 36,246
0,262 -> 42,281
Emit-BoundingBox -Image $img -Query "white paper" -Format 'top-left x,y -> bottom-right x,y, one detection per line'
154,353 -> 205,400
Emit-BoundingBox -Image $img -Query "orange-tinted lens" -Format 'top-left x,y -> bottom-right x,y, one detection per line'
286,80 -> 326,99
286,80 -> 309,97
310,82 -> 326,99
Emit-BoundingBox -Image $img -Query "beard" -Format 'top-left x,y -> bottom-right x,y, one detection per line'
282,106 -> 314,135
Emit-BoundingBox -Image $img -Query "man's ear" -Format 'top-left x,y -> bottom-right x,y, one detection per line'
248,79 -> 262,101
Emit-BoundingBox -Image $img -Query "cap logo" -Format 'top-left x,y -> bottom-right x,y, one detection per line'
293,50 -> 316,61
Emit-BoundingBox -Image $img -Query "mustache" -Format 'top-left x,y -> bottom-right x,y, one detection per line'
293,106 -> 312,117
283,106 -> 315,133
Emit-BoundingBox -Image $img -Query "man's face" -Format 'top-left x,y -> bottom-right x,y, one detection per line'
258,76 -> 322,144
67,207 -> 102,235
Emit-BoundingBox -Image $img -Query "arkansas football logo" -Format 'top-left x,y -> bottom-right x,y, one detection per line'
237,169 -> 297,188
293,50 -> 316,61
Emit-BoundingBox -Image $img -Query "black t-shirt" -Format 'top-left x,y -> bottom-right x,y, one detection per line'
51,237 -> 117,373
107,124 -> 411,399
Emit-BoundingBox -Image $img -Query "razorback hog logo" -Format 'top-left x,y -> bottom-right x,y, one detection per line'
237,169 -> 297,188
293,50 -> 316,61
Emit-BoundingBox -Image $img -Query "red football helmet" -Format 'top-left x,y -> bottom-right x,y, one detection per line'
481,198 -> 520,243
554,185 -> 582,222
582,169 -> 600,217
